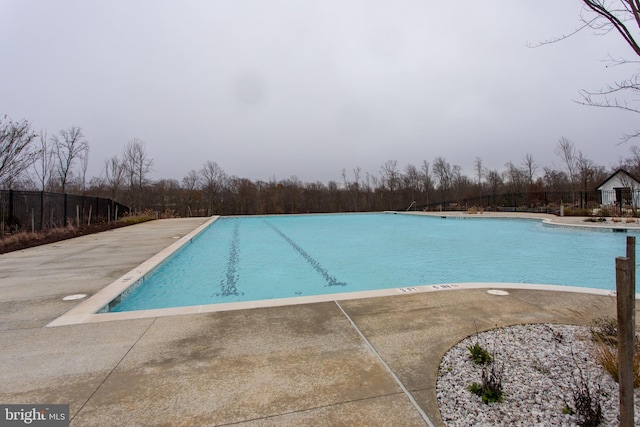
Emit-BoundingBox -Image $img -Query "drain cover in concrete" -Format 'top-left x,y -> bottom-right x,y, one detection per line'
63,294 -> 87,301
486,289 -> 509,296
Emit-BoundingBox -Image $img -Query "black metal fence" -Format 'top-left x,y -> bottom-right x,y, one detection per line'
1,190 -> 130,233
420,190 -> 640,214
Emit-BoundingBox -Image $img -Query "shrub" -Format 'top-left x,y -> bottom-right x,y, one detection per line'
468,362 -> 504,404
467,325 -> 504,404
565,208 -> 592,217
570,367 -> 603,427
119,210 -> 156,225
584,217 -> 607,223
599,206 -> 612,217
468,342 -> 492,365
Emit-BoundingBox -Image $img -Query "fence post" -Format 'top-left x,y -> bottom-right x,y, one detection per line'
616,254 -> 635,427
63,193 -> 68,226
40,191 -> 45,230
8,189 -> 14,229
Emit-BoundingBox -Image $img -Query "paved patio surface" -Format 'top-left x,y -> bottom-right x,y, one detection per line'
0,214 -> 636,426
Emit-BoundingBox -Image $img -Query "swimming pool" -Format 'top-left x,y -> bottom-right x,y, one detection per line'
108,213 -> 634,313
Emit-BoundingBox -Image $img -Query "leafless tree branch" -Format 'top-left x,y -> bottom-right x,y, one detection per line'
0,115 -> 38,188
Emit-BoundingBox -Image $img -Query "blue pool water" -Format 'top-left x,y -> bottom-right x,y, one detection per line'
110,213 -> 635,312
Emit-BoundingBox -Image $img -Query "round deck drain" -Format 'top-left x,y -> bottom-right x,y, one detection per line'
486,289 -> 509,296
63,294 -> 87,301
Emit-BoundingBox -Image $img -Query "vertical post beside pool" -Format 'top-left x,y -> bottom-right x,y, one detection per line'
616,235 -> 636,427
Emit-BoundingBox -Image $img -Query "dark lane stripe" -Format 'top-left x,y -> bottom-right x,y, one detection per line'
215,221 -> 243,296
264,220 -> 346,287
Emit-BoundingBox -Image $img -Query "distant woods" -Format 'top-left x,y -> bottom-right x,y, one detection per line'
82,142 -> 628,215
2,113 -> 640,216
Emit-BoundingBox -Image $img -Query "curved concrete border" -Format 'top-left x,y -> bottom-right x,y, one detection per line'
403,210 -> 640,232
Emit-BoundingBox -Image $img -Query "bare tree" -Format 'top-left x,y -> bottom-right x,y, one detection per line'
182,169 -> 201,216
103,155 -> 125,202
122,138 -> 154,212
32,129 -> 54,192
380,160 -> 399,191
30,129 -> 55,229
403,163 -> 421,209
580,1 -> 640,56
0,115 -> 38,188
543,167 -> 571,192
580,1 -> 640,141
432,156 -> 453,203
182,169 -> 200,192
474,156 -> 484,186
80,147 -> 89,195
341,168 -> 349,190
352,167 -> 361,211
504,161 -> 527,193
621,145 -> 640,176
485,169 -> 504,196
521,153 -> 538,186
575,151 -> 600,193
53,126 -> 88,193
555,137 -> 578,190
538,2 -> 640,141
199,160 -> 226,215
420,160 -> 432,207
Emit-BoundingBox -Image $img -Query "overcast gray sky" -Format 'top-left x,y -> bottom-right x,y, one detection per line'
1,1 -> 637,184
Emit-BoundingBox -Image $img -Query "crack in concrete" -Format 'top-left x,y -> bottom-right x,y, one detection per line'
334,301 -> 435,427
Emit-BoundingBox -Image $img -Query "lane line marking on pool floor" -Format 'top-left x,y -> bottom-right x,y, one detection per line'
334,301 -> 436,427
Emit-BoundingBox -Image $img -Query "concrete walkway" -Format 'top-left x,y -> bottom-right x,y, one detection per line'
0,215 -> 635,426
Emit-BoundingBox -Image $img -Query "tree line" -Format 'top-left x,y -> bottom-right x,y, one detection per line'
4,113 -> 640,216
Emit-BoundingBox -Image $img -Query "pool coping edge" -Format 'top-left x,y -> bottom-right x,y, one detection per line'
47,216 -> 219,327
47,282 -> 634,327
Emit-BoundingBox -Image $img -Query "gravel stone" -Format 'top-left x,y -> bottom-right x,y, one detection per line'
436,324 -> 640,426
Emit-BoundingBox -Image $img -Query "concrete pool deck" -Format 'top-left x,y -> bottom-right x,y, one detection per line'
0,213 -> 638,426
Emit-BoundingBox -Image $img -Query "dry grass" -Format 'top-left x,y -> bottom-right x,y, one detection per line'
592,336 -> 640,387
0,212 -> 157,253
590,320 -> 640,388
118,209 -> 178,225
119,210 -> 156,225
0,224 -> 77,247
467,206 -> 484,214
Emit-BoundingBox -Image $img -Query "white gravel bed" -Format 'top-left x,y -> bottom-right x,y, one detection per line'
436,324 -> 640,426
